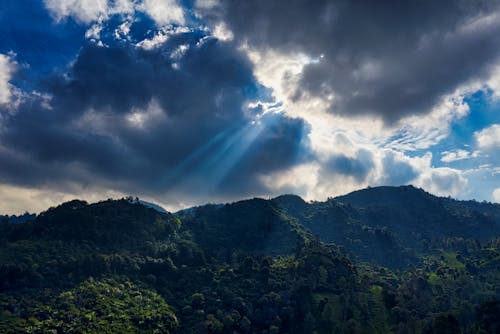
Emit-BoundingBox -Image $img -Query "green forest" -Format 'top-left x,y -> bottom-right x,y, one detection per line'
0,186 -> 499,333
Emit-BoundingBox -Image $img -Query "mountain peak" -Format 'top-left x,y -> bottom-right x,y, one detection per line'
334,185 -> 437,208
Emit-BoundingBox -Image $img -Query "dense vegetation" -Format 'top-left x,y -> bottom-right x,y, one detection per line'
0,186 -> 499,333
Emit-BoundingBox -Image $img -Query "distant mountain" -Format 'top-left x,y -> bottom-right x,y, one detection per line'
0,212 -> 35,224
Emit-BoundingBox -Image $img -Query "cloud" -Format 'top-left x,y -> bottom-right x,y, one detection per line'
321,148 -> 375,182
139,0 -> 185,26
198,0 -> 500,124
416,167 -> 468,197
379,151 -> 467,197
261,161 -> 374,202
262,144 -> 472,202
461,165 -> 500,202
0,53 -> 15,105
0,24 -> 310,210
44,0 -> 184,26
44,0 -> 112,23
0,183 -> 126,215
1,0 -> 499,213
441,149 -> 473,163
475,123 -> 500,149
385,93 -> 471,151
493,188 -> 500,203
379,150 -> 418,185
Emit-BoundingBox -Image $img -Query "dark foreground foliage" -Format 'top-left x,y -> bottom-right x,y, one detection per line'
0,186 -> 499,333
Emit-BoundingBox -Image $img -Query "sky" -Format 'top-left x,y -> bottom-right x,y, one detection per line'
0,0 -> 499,214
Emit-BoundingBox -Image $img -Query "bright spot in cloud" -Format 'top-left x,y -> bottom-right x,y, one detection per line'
126,99 -> 167,130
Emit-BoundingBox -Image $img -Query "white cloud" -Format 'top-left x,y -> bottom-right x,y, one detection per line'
114,20 -> 133,40
212,23 -> 233,41
44,0 -> 110,23
194,0 -> 219,11
261,144 -> 473,201
139,0 -> 185,26
487,65 -> 500,99
243,44 -> 477,158
44,0 -> 184,27
136,25 -> 191,50
112,0 -> 136,14
440,149 -> 473,163
0,53 -> 14,105
44,0 -> 138,24
85,21 -> 104,41
493,188 -> 500,203
235,42 -> 496,203
415,167 -> 468,197
137,30 -> 170,49
260,161 -> 377,202
385,91 -> 471,152
475,124 -> 500,149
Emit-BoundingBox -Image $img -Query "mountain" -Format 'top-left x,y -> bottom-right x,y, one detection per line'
129,198 -> 169,214
334,185 -> 500,229
273,194 -> 418,268
334,185 -> 500,230
177,198 -> 309,258
273,186 -> 499,268
0,213 -> 35,224
0,188 -> 499,333
335,185 -> 499,246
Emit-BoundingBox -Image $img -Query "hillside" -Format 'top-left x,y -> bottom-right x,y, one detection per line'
273,186 -> 499,268
0,188 -> 499,333
177,198 -> 309,258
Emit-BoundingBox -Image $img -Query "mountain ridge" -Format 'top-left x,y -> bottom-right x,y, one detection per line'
1,185 -> 498,333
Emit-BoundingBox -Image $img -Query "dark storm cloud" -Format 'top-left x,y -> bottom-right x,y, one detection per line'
0,22 -> 310,198
199,0 -> 500,123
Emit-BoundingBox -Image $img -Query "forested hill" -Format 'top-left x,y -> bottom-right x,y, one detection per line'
273,185 -> 499,268
1,187 -> 499,333
335,185 -> 500,225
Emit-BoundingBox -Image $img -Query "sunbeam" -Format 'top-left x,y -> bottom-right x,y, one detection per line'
159,125 -> 238,187
202,121 -> 266,191
165,116 -> 272,197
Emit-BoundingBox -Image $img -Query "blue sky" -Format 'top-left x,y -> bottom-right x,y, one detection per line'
0,0 -> 499,213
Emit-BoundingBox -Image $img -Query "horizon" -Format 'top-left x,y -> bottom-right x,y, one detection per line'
1,1 -> 499,214
4,184 -> 499,217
